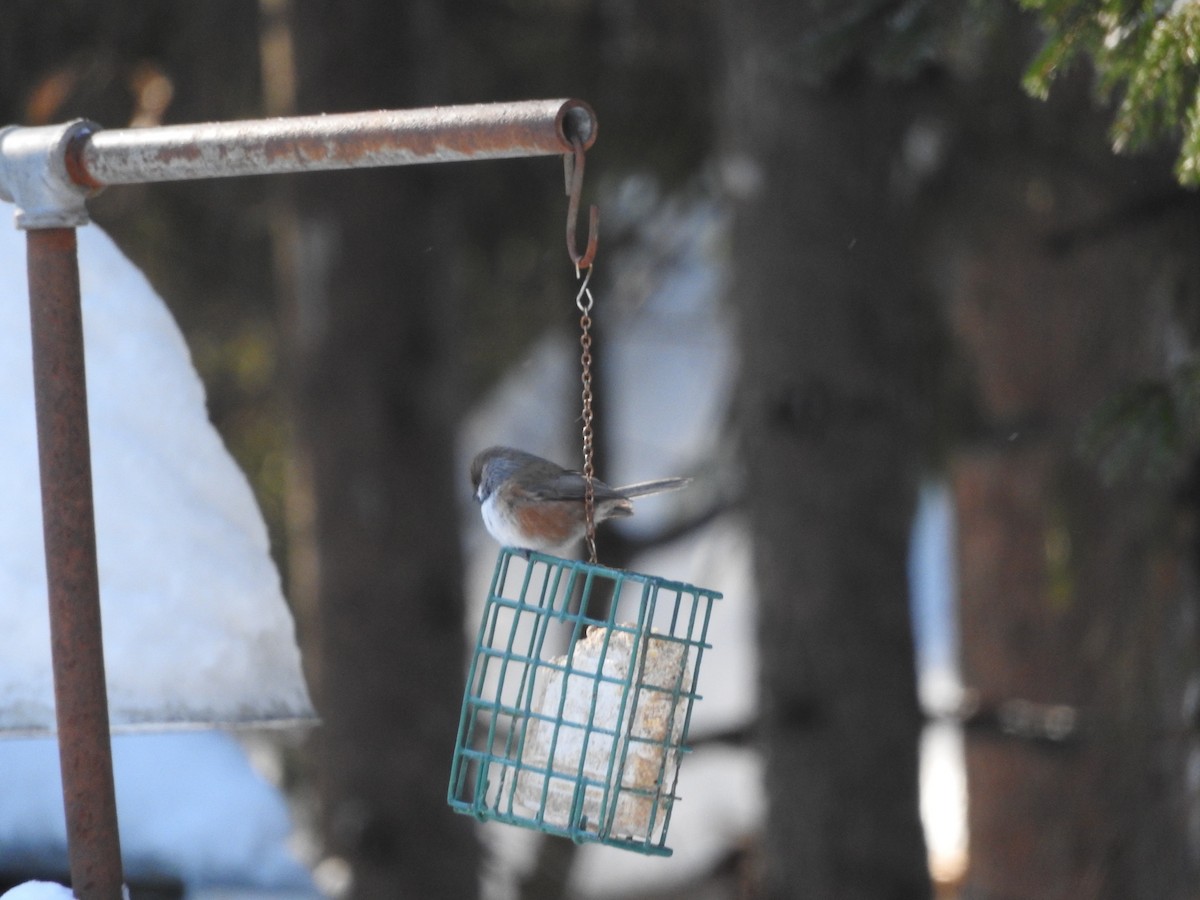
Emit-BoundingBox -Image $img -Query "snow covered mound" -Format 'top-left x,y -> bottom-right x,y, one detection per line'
0,221 -> 313,730
0,882 -> 75,900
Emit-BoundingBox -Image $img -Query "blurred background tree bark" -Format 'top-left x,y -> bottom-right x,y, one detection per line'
720,2 -> 935,896
925,13 -> 1200,898
284,2 -> 480,897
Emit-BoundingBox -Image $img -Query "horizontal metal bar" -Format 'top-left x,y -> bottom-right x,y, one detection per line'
67,99 -> 597,187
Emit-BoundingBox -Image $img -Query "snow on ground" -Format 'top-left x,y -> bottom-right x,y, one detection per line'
0,732 -> 314,893
0,221 -> 312,730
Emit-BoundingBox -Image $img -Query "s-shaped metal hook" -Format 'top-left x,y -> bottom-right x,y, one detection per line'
565,135 -> 599,270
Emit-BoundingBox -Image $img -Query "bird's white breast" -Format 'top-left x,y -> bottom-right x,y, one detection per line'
480,493 -> 534,550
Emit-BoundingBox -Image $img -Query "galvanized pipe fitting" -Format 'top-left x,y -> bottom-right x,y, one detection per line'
0,120 -> 101,229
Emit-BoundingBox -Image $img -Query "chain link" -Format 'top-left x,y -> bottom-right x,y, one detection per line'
576,265 -> 597,563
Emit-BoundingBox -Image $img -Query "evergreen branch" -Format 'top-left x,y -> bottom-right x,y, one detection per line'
1021,0 -> 1200,184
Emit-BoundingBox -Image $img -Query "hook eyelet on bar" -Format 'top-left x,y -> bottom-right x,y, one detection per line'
565,136 -> 599,270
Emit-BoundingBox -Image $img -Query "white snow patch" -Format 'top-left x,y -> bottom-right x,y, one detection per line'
0,883 -> 77,900
0,221 -> 312,730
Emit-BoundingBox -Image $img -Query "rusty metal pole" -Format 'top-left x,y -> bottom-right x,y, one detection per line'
65,99 -> 596,187
27,226 -> 124,900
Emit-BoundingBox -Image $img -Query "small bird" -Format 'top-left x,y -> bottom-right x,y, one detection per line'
471,445 -> 690,554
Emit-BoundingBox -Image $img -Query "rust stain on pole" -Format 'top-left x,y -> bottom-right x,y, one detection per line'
68,99 -> 597,186
27,228 -> 124,900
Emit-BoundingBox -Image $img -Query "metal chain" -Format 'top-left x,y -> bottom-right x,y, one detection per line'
576,265 -> 598,563
565,134 -> 599,563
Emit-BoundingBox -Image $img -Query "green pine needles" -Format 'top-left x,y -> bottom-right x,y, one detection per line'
1021,0 -> 1200,184
1077,364 -> 1200,482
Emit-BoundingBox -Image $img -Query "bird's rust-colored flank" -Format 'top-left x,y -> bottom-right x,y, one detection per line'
515,502 -> 579,546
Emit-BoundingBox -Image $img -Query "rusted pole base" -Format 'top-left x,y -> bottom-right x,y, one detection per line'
27,227 -> 124,900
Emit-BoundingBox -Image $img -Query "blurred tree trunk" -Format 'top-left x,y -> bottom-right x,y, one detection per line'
287,2 -> 479,897
721,4 -> 933,897
930,15 -> 1200,898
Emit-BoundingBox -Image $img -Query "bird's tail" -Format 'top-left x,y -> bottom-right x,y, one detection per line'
617,476 -> 692,498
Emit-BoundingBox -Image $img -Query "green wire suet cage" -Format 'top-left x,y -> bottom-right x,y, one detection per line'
448,548 -> 720,856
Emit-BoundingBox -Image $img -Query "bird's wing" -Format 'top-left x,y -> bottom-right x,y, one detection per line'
528,471 -> 623,502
